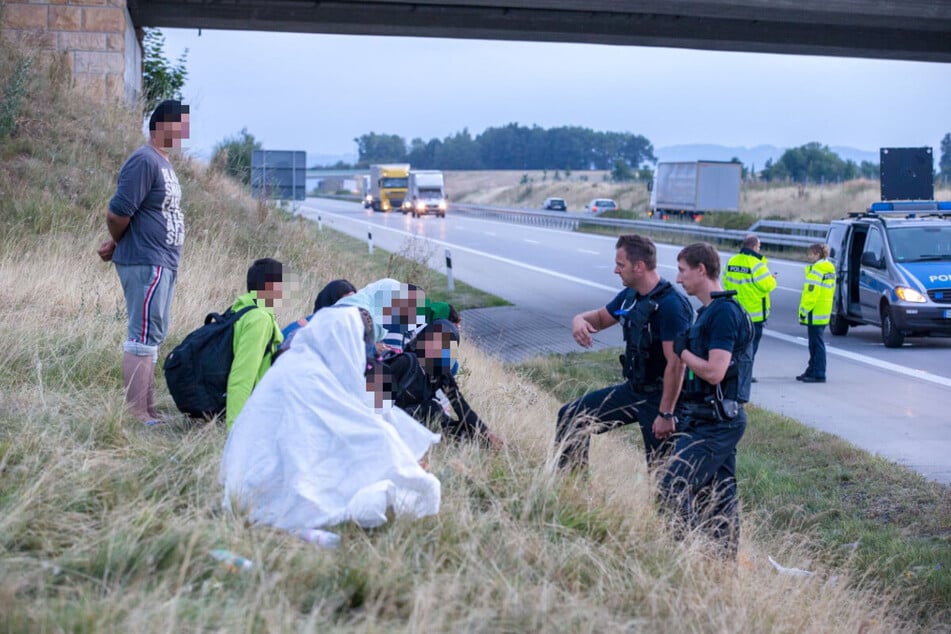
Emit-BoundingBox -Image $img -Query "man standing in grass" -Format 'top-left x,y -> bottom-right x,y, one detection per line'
97,100 -> 189,425
554,234 -> 693,471
662,242 -> 753,558
722,234 -> 776,381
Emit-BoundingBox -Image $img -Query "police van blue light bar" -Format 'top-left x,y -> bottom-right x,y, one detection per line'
867,201 -> 951,213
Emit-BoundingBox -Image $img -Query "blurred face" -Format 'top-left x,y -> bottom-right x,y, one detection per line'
418,330 -> 457,371
614,248 -> 641,288
155,114 -> 190,149
676,258 -> 705,296
807,249 -> 821,263
257,280 -> 283,307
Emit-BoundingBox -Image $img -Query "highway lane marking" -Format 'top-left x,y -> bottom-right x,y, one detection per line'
524,238 -> 540,244
302,206 -> 951,387
765,330 -> 951,388
578,248 -> 600,254
484,231 -> 496,236
301,206 -> 617,293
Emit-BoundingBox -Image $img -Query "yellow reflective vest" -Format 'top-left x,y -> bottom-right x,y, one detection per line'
722,249 -> 777,323
798,258 -> 836,326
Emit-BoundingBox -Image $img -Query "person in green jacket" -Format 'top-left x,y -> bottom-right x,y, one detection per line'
723,235 -> 777,382
227,258 -> 284,429
797,243 -> 836,383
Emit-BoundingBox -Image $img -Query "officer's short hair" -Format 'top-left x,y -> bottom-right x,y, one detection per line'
247,258 -> 283,292
808,243 -> 830,259
615,234 -> 656,270
742,235 -> 760,251
148,100 -> 189,131
678,242 -> 720,280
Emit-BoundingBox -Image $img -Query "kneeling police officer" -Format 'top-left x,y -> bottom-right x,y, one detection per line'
657,242 -> 753,558
555,234 -> 694,472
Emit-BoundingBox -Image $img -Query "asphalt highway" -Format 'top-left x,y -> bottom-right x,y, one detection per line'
299,199 -> 951,484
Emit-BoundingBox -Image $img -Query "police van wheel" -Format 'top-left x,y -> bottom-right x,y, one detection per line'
881,307 -> 905,348
829,313 -> 849,336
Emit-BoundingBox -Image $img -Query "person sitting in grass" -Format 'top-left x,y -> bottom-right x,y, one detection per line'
385,319 -> 503,450
280,278 -> 357,347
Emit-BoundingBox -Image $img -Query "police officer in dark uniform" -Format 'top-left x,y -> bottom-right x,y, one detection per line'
554,234 -> 694,471
657,242 -> 753,558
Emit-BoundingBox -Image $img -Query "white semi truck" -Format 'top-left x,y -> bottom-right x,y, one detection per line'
649,161 -> 742,221
401,170 -> 447,218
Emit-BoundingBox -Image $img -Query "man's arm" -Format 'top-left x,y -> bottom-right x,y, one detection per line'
572,307 -> 617,348
652,340 -> 686,439
97,211 -> 130,261
681,348 -> 732,385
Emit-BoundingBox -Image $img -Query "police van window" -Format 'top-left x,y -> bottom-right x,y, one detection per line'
864,227 -> 885,262
889,226 -> 951,262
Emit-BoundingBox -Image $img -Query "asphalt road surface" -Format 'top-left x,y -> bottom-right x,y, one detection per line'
299,199 -> 951,484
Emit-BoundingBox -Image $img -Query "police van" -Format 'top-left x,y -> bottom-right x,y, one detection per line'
825,200 -> 951,347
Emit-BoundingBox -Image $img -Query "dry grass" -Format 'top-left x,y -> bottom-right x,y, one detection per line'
0,37 -> 926,631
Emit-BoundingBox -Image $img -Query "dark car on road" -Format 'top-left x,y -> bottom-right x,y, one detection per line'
542,197 -> 567,211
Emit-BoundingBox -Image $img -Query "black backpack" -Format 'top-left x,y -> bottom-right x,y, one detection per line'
163,305 -> 256,419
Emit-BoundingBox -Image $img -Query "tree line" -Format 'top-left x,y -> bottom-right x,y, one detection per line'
353,124 -> 656,171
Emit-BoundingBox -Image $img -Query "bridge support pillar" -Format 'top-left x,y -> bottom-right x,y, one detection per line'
1,0 -> 141,103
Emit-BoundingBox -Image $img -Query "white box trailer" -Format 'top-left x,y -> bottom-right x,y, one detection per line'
402,170 -> 447,218
649,161 -> 741,220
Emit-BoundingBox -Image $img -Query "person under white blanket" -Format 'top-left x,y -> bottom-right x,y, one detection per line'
220,305 -> 441,531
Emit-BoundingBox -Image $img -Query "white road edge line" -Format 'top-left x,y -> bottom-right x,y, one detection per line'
765,329 -> 951,388
302,206 -> 951,388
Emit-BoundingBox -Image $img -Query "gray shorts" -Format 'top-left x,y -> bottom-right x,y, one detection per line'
116,263 -> 177,358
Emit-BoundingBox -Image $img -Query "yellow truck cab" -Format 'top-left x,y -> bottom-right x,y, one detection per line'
368,164 -> 410,212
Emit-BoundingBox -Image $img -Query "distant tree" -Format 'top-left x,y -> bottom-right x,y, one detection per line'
859,160 -> 879,179
610,158 -> 635,182
940,133 -> 951,179
434,128 -> 482,169
354,132 -> 407,166
141,28 -> 188,115
211,128 -> 261,185
762,142 -> 856,183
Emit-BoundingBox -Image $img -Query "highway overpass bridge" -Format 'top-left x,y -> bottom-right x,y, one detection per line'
129,0 -> 951,63
2,1 -> 947,102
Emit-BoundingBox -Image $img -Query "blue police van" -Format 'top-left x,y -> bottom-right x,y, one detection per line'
825,200 -> 951,347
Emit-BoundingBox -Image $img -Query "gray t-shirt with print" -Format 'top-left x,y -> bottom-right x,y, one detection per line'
109,144 -> 184,271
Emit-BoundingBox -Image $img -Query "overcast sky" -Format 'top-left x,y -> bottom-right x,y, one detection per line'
161,29 -> 951,164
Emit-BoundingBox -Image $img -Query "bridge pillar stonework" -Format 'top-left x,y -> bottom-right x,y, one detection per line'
1,0 -> 141,103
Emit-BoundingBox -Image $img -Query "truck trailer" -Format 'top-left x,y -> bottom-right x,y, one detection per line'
649,161 -> 742,221
401,170 -> 447,218
368,164 -> 410,212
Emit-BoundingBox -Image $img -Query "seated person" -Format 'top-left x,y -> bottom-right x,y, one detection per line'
221,306 -> 441,532
337,278 -> 427,354
281,278 -> 356,342
226,258 -> 285,430
384,319 -> 503,449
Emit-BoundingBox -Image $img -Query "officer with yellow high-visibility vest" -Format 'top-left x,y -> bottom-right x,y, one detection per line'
723,235 -> 777,381
797,243 -> 836,383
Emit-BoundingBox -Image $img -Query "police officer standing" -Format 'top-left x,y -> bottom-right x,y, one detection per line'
555,234 -> 693,471
658,242 -> 753,558
723,235 -> 776,381
797,242 -> 836,383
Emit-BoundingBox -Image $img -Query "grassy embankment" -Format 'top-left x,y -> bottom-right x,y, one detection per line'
1,40 -> 949,631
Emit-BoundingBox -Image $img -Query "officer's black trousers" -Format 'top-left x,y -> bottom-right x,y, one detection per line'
660,410 -> 747,558
554,382 -> 669,471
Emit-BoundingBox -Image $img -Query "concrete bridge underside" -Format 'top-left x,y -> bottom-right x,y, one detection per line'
127,0 -> 951,63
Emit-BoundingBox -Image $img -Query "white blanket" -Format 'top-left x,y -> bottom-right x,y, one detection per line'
220,306 -> 441,529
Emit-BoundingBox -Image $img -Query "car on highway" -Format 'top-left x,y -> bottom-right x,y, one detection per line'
826,200 -> 951,347
542,197 -> 567,211
585,198 -> 618,215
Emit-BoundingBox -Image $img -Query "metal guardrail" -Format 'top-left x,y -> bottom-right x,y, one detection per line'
451,203 -> 829,249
